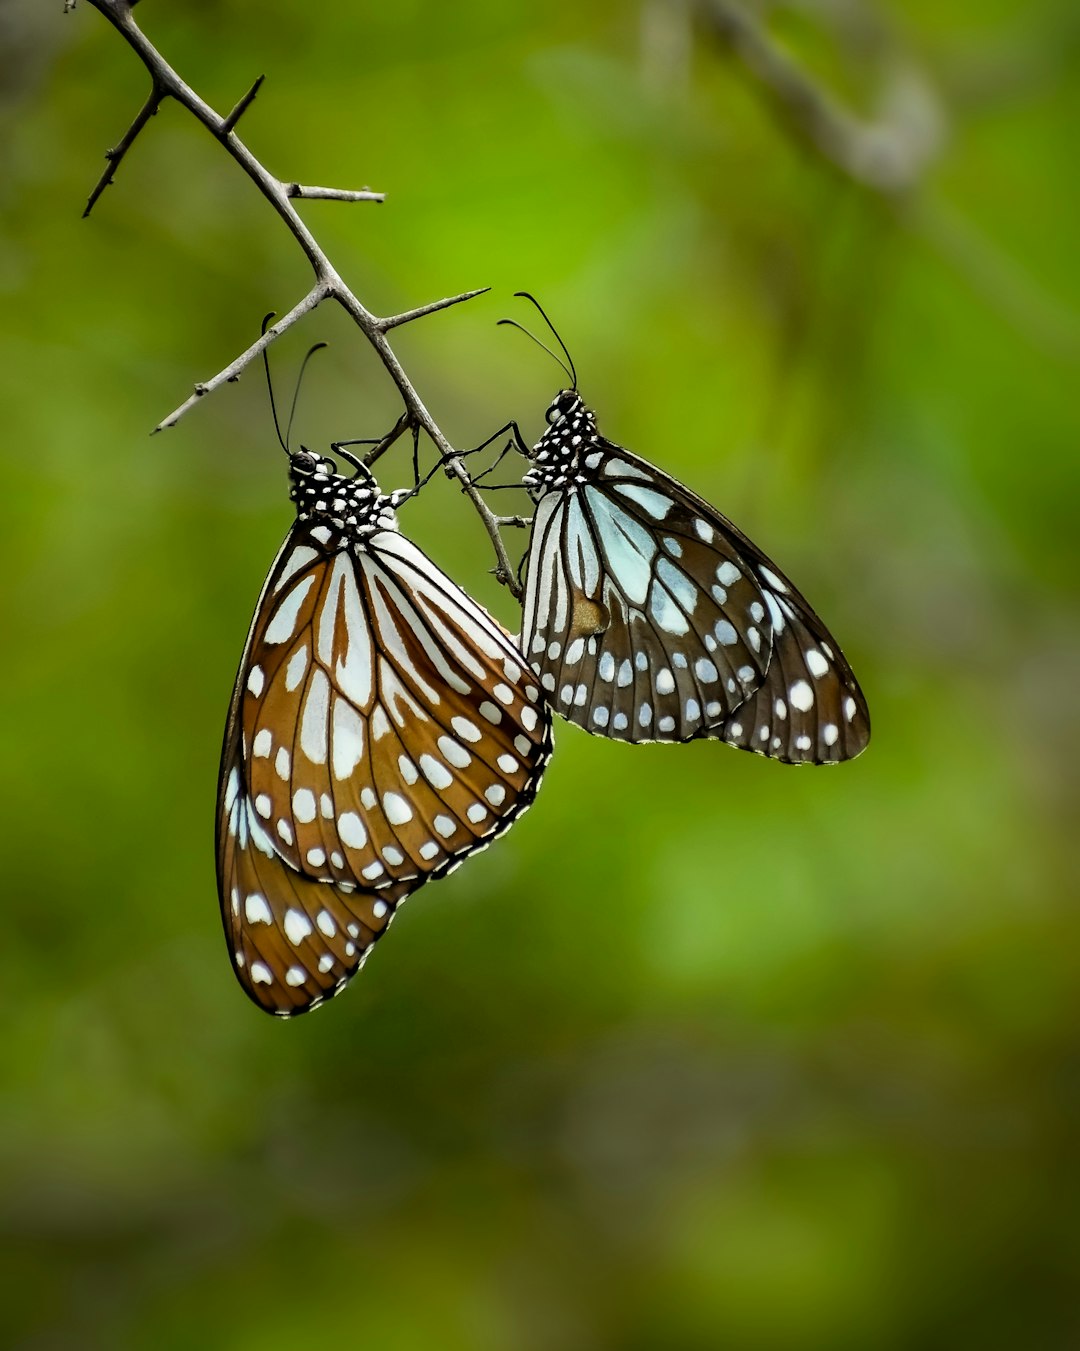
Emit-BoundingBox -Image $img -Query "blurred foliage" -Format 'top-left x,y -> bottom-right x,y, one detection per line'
2,1 -> 1079,1347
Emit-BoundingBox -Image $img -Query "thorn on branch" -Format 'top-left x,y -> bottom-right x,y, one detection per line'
284,183 -> 386,204
379,288 -> 491,333
83,86 -> 165,218
221,74 -> 265,135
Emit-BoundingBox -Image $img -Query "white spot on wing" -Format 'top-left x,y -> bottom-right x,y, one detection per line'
273,545 -> 318,593
790,680 -> 814,711
284,909 -> 312,944
420,755 -> 452,789
806,649 -> 829,677
715,620 -> 737,646
293,788 -> 316,823
245,894 -> 272,925
383,792 -> 412,825
265,575 -> 316,645
451,716 -> 482,743
300,668 -> 330,764
613,483 -> 673,519
438,737 -> 471,769
759,566 -> 788,593
338,812 -> 366,849
285,645 -> 309,692
331,698 -> 366,781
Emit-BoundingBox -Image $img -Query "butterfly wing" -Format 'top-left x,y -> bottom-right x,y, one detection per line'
218,522 -> 552,1015
706,553 -> 871,763
218,748 -> 410,1016
521,440 -> 869,761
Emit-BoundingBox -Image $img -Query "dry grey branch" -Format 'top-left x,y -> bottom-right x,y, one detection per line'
155,287 -> 329,432
82,85 -> 163,217
692,0 -> 1080,357
696,0 -> 941,193
76,0 -> 524,596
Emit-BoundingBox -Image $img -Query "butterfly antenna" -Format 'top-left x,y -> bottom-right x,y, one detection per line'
497,318 -> 575,389
285,342 -> 328,450
260,312 -> 290,456
513,291 -> 577,390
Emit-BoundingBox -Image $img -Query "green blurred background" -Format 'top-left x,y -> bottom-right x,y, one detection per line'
3,1 -> 1078,1346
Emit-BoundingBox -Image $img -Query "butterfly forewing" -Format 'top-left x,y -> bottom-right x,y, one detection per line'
519,395 -> 869,763
241,529 -> 548,893
523,445 -> 775,741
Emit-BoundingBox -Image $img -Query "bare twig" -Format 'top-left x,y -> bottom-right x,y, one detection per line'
78,0 -> 523,595
82,85 -> 163,217
155,287 -> 329,432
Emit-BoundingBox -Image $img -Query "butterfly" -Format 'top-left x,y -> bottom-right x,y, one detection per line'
498,296 -> 870,763
217,441 -> 553,1017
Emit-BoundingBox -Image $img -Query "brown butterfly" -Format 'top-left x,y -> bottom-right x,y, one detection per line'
218,445 -> 552,1016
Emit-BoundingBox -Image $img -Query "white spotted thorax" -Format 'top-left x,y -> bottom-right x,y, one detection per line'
517,383 -> 871,762
289,450 -> 407,540
216,442 -> 553,1017
522,389 -> 599,502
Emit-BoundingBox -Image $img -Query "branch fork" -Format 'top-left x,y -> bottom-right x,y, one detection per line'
75,0 -> 523,596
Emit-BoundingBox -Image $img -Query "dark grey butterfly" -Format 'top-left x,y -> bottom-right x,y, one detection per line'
515,387 -> 869,762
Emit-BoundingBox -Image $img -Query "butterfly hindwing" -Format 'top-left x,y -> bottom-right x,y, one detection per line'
218,737 -> 410,1016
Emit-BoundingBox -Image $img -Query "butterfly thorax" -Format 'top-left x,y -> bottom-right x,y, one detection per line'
523,391 -> 600,502
288,451 -> 401,541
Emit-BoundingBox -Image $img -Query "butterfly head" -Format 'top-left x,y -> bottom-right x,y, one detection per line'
289,449 -> 403,537
522,390 -> 599,500
544,388 -> 584,427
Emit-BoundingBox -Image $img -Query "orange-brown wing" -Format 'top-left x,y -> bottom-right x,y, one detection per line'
218,750 -> 410,1016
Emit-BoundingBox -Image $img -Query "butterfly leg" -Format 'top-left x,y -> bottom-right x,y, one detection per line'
460,421 -> 533,490
332,411 -> 414,472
